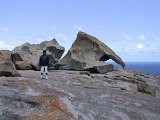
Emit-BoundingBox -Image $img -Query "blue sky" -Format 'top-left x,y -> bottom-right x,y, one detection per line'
0,0 -> 160,62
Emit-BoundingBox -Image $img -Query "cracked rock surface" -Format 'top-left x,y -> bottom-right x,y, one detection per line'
0,69 -> 160,120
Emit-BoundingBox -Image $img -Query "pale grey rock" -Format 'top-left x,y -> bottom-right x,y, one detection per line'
137,82 -> 156,96
11,53 -> 23,63
0,50 -> 12,61
0,50 -> 20,77
12,39 -> 64,70
0,68 -> 160,120
89,64 -> 114,73
15,61 -> 32,70
59,31 -> 125,71
0,61 -> 20,77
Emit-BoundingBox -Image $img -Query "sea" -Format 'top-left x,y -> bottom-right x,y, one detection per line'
109,62 -> 160,76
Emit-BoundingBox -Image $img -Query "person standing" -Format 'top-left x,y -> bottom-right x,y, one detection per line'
39,50 -> 49,80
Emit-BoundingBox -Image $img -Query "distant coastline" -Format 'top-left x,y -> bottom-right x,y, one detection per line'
108,62 -> 160,76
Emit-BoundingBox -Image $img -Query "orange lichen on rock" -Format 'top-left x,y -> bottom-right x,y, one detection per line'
25,112 -> 74,120
0,50 -> 11,54
25,95 -> 75,120
0,58 -> 8,62
37,95 -> 71,115
18,79 -> 32,85
0,50 -> 12,61
73,76 -> 81,81
50,96 -> 71,116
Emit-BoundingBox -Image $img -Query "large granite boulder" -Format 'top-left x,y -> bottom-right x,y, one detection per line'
12,39 -> 64,70
59,31 -> 125,71
0,61 -> 20,77
11,53 -> 32,70
0,50 -> 20,76
15,61 -> 32,70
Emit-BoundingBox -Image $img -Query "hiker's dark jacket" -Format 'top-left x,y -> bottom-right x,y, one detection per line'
39,54 -> 49,66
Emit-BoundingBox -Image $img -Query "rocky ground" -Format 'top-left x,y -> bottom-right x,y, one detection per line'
0,69 -> 160,120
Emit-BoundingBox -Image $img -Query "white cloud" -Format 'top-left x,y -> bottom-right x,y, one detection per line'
73,25 -> 83,31
12,41 -> 18,44
122,34 -> 132,40
155,37 -> 160,41
0,41 -> 16,50
55,34 -> 68,41
135,35 -> 145,40
3,27 -> 11,32
136,44 -> 144,49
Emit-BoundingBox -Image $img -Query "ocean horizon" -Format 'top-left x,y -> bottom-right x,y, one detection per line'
108,62 -> 160,76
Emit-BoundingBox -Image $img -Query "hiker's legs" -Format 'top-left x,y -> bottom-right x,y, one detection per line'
40,66 -> 45,79
44,66 -> 48,79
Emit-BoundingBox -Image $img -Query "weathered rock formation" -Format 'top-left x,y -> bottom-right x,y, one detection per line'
0,69 -> 160,119
0,61 -> 20,77
59,32 -> 125,72
137,82 -> 156,96
89,64 -> 114,73
0,50 -> 12,62
12,39 -> 64,70
0,50 -> 20,77
11,53 -> 32,70
15,61 -> 32,70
